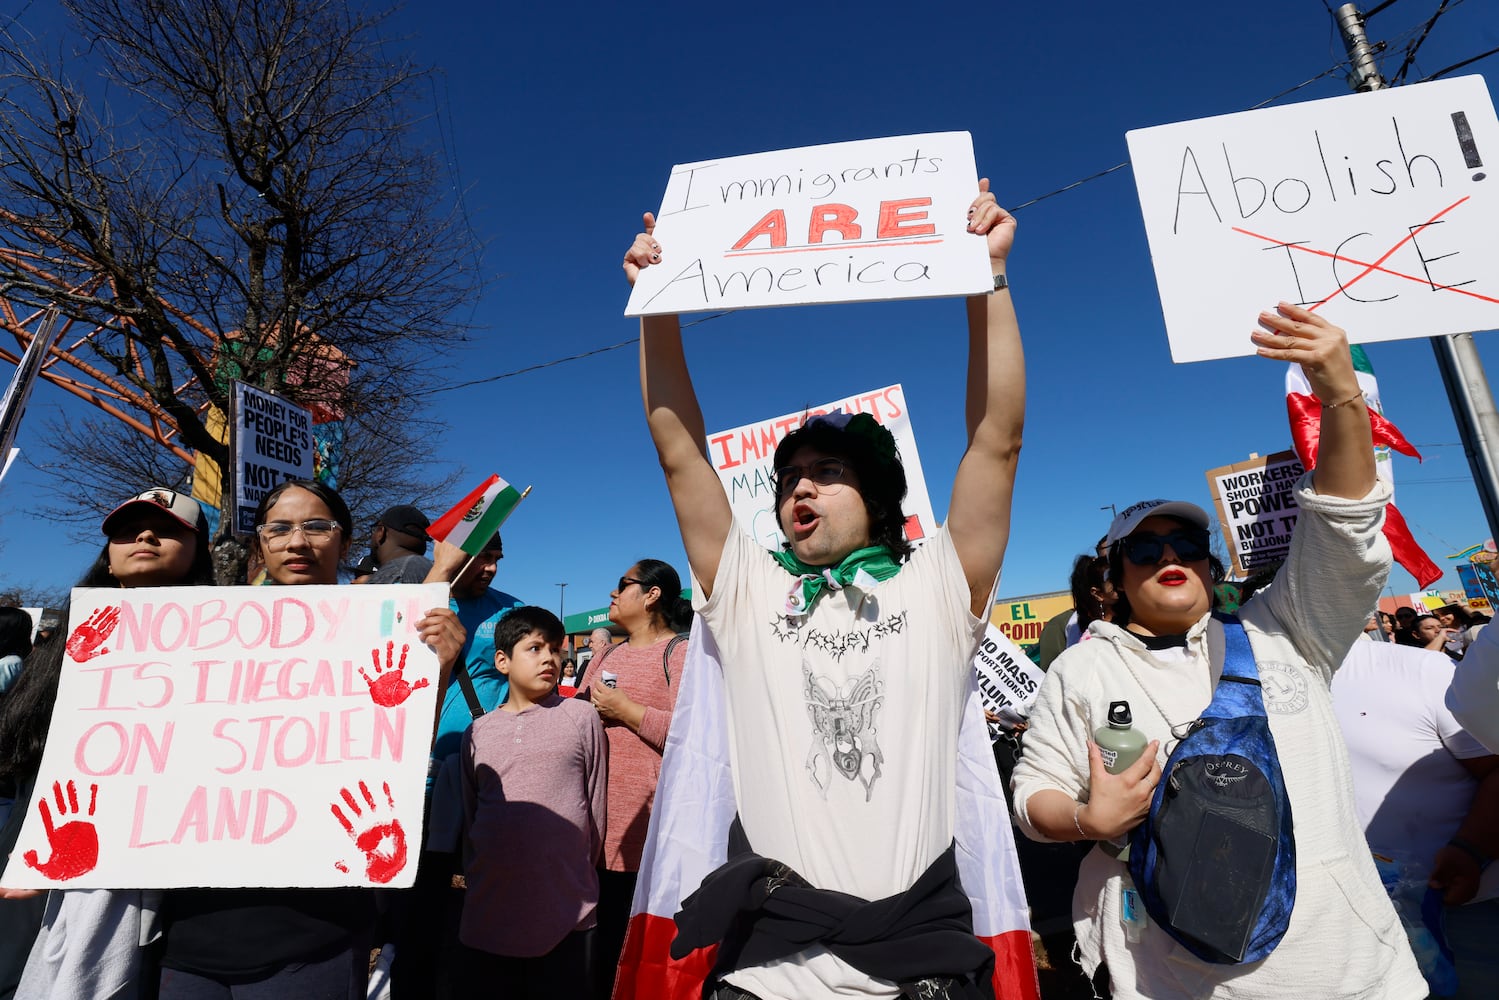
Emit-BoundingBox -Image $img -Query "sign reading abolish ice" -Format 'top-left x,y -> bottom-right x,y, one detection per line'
1205,450 -> 1306,578
707,384 -> 937,552
625,132 -> 992,316
1,584 -> 445,890
1127,76 -> 1499,363
234,381 -> 314,533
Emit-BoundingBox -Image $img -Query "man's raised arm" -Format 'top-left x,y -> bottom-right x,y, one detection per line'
625,213 -> 734,596
945,180 -> 1026,617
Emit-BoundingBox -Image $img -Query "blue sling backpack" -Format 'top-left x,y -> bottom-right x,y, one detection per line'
1126,613 -> 1296,964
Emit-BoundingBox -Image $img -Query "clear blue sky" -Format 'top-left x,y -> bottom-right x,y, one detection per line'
4,0 -> 1499,619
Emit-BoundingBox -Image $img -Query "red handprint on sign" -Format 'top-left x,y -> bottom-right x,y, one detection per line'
331,780 -> 408,884
23,780 -> 100,881
65,607 -> 120,663
359,641 -> 429,708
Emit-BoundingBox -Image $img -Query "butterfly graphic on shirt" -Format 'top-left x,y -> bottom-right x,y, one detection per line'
803,663 -> 885,801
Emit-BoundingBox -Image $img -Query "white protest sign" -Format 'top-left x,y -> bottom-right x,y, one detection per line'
1,584 -> 444,889
706,384 -> 937,552
234,381 -> 314,533
973,623 -> 1043,725
1127,76 -> 1499,363
1205,450 -> 1306,577
625,132 -> 991,316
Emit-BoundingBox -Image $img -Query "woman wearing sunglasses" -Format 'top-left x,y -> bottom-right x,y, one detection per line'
154,480 -> 463,999
4,488 -> 214,1000
577,560 -> 692,999
1011,305 -> 1426,999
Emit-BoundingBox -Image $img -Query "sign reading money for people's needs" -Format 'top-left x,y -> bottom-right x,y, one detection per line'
1128,75 -> 1499,363
1,585 -> 445,889
706,384 -> 937,553
625,132 -> 993,316
234,381 -> 315,533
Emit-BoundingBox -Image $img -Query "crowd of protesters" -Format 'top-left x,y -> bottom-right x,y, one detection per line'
0,179 -> 1493,1000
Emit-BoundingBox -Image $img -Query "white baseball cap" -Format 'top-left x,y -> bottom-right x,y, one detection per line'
102,487 -> 206,536
1104,498 -> 1210,548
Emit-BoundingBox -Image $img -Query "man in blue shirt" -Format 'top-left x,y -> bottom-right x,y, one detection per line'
425,532 -> 524,761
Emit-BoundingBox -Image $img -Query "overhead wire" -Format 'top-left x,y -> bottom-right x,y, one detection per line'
408,311 -> 735,397
1390,0 -> 1451,85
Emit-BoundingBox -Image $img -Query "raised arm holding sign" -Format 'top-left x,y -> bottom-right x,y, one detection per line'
616,173 -> 1037,1000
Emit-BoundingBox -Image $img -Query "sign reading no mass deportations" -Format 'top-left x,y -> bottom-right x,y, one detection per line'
1205,450 -> 1306,578
1127,76 -> 1499,363
234,381 -> 315,533
707,384 -> 937,553
1,584 -> 445,889
625,132 -> 993,316
972,624 -> 1044,728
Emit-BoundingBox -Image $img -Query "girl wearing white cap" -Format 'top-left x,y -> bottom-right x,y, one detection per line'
3,487 -> 214,1000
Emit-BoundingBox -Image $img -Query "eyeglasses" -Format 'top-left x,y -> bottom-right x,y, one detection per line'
616,576 -> 648,594
774,457 -> 850,497
1117,528 -> 1211,566
256,519 -> 342,545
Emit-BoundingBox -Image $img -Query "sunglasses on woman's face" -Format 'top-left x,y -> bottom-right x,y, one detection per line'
1118,528 -> 1211,566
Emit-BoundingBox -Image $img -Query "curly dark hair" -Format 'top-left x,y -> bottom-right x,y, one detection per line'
772,415 -> 911,562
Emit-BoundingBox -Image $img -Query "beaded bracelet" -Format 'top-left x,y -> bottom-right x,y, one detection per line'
1073,803 -> 1087,839
1320,389 -> 1364,409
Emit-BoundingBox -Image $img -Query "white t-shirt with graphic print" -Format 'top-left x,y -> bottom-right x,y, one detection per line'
694,523 -> 984,1000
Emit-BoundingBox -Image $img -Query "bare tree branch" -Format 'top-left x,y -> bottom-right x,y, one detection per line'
0,0 -> 483,579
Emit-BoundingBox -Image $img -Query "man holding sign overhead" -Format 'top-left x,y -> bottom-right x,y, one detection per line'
619,172 -> 1032,999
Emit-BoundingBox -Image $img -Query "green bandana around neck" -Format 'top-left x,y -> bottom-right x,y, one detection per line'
771,544 -> 902,616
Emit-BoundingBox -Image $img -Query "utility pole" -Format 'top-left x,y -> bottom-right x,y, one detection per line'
1335,3 -> 1499,540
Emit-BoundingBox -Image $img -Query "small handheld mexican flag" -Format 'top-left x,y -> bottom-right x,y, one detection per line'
428,474 -> 530,555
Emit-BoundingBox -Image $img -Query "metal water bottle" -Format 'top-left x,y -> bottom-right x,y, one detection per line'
1095,700 -> 1147,775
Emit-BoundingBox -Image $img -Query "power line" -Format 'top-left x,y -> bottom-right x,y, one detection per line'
412,311 -> 736,397
1390,0 -> 1451,85
1420,44 -> 1499,81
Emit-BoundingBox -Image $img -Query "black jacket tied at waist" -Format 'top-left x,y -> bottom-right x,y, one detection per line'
671,818 -> 995,999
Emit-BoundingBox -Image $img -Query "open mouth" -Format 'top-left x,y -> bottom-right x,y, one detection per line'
791,503 -> 819,536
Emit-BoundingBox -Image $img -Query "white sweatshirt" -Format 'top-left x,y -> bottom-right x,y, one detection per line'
1012,475 -> 1426,1000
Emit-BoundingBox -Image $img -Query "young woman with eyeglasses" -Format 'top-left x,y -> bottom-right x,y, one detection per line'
1011,306 -> 1427,999
154,480 -> 464,1000
576,559 -> 692,999
2,488 -> 214,1000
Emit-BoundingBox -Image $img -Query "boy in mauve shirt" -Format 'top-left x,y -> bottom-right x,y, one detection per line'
456,606 -> 608,998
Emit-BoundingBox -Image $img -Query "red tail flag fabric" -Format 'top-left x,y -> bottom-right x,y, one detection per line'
1285,391 -> 1441,588
611,618 -> 1039,1000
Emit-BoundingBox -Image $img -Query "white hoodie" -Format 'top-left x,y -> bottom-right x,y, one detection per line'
1012,474 -> 1426,1000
